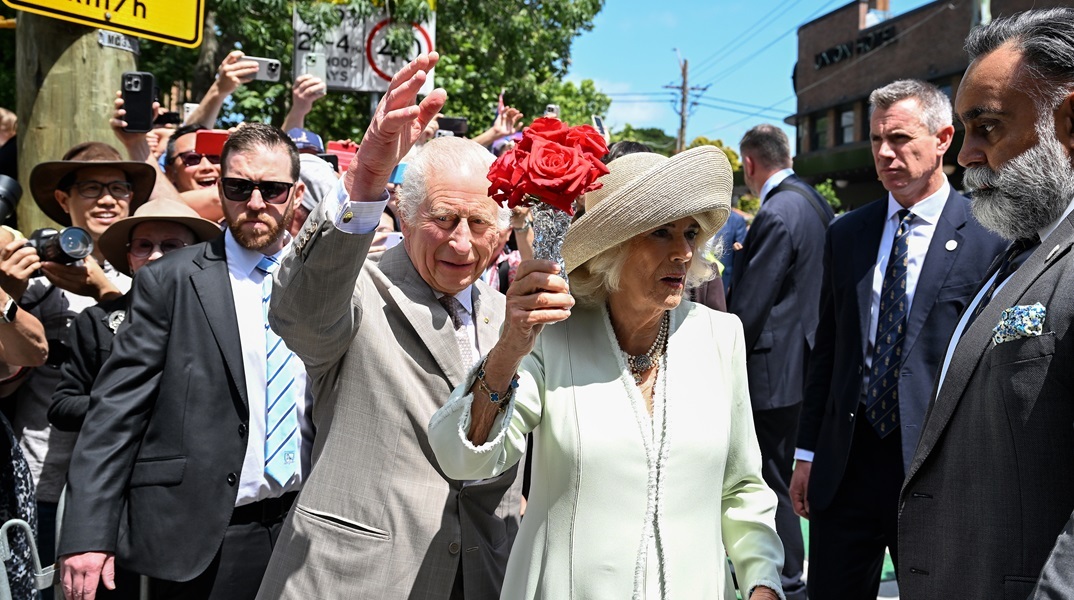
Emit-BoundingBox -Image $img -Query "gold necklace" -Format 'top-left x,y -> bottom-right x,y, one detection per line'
627,311 -> 669,384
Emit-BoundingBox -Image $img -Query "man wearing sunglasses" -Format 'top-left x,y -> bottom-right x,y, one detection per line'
58,124 -> 312,600
0,141 -> 155,597
164,124 -> 225,223
257,53 -> 521,600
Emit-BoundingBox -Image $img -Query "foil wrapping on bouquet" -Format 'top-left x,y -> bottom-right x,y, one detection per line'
528,199 -> 572,283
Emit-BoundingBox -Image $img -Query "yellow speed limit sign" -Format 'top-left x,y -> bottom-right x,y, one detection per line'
2,0 -> 204,48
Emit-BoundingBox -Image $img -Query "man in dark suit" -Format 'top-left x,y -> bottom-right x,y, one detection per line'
791,80 -> 1005,599
729,123 -> 834,600
57,124 -> 312,599
899,9 -> 1074,598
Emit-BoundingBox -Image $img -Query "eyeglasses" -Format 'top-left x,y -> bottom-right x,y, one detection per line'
220,178 -> 295,204
71,180 -> 133,200
175,151 -> 221,167
127,238 -> 189,258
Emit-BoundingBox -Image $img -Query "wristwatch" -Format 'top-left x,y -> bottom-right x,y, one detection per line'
0,297 -> 17,323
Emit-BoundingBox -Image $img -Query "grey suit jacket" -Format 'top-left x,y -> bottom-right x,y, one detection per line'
899,212 -> 1074,599
257,199 -> 521,600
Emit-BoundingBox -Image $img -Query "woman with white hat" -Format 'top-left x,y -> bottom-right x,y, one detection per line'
429,146 -> 784,599
49,197 -> 221,433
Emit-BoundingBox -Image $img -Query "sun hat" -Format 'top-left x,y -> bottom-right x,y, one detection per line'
298,154 -> 339,212
561,145 -> 732,274
98,196 -> 222,276
30,142 -> 157,227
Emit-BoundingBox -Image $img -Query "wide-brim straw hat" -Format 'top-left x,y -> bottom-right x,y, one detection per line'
30,142 -> 156,226
98,197 -> 222,276
562,145 -> 732,274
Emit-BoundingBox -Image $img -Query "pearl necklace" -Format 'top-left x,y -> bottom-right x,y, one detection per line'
626,311 -> 670,384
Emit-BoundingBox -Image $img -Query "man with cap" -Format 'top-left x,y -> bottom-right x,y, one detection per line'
57,123 -> 312,600
287,127 -> 338,237
0,141 -> 152,583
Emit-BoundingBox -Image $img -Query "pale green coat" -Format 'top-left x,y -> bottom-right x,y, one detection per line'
430,301 -> 785,599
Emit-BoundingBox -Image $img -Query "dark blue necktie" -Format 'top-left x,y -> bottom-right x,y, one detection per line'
866,209 -> 913,439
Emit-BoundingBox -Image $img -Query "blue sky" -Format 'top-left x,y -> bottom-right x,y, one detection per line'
566,0 -> 935,152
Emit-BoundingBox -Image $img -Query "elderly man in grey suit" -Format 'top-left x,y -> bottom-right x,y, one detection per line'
899,8 -> 1074,599
256,53 -> 521,599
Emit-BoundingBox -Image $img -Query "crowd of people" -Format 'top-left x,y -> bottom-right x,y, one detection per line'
0,7 -> 1072,600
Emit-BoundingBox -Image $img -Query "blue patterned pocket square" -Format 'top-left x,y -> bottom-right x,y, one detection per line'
992,303 -> 1046,345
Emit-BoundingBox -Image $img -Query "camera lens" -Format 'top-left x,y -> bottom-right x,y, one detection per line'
269,63 -> 279,72
58,227 -> 94,261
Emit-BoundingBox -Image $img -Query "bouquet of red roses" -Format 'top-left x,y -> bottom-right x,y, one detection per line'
487,117 -> 610,216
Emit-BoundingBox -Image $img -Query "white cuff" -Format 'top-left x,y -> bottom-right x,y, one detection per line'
793,448 -> 814,462
331,179 -> 389,234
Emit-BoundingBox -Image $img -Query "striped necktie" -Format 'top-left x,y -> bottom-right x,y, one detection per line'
865,209 -> 913,439
257,255 -> 300,485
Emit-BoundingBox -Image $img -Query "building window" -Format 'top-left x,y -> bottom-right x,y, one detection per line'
837,107 -> 855,145
812,115 -> 829,151
797,124 -> 806,154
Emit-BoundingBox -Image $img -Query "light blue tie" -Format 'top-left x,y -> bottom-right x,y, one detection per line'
257,255 -> 300,485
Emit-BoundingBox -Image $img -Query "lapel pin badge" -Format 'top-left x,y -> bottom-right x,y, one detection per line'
945,240 -> 958,251
483,317 -> 490,324
1046,244 -> 1061,262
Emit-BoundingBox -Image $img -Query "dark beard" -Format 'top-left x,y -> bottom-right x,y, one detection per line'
965,122 -> 1074,241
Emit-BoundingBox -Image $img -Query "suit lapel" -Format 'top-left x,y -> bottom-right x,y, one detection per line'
908,214 -> 1074,481
902,191 -> 965,356
855,201 -> 887,358
378,245 -> 469,389
190,237 -> 249,413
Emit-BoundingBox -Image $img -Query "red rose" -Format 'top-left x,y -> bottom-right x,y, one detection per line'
519,117 -> 569,151
517,137 -> 598,213
488,149 -> 524,206
565,124 -> 609,159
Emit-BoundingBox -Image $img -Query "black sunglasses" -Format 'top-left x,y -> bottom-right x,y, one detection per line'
220,178 -> 295,204
175,151 -> 221,167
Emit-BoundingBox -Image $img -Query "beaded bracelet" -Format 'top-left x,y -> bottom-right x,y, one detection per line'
475,354 -> 520,413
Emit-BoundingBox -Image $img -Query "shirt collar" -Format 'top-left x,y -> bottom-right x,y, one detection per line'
758,168 -> 795,202
224,228 -> 293,276
885,179 -> 950,226
433,286 -> 474,315
1038,196 -> 1074,243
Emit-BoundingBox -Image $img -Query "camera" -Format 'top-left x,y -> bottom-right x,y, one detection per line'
26,227 -> 94,265
0,174 -> 21,224
544,104 -> 560,118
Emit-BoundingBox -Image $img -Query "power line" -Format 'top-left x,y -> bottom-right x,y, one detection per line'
693,101 -> 786,119
695,1 -> 962,137
695,0 -> 848,90
690,0 -> 810,82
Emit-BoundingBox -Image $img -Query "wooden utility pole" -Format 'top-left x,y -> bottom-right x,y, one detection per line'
676,58 -> 688,154
16,13 -> 135,232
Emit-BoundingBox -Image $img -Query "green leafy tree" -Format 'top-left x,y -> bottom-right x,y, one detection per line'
610,124 -> 676,156
687,135 -> 741,171
129,0 -> 604,141
813,178 -> 842,212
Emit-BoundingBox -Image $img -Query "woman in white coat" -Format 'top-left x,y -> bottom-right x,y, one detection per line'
429,145 -> 784,599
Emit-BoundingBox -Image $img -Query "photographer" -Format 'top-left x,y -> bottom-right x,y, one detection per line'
1,142 -> 152,588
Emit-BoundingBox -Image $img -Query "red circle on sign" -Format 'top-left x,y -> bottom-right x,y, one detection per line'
365,19 -> 435,82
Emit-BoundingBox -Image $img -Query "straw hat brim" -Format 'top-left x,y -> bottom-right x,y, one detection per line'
30,160 -> 157,226
98,211 -> 222,277
562,145 -> 733,274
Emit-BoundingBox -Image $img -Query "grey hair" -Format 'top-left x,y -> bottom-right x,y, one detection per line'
396,136 -> 510,229
868,79 -> 953,133
739,124 -> 792,170
570,234 -> 721,307
965,8 -> 1074,114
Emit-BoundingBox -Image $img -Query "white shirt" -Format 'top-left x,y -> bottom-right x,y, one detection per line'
758,168 -> 795,203
935,196 -> 1074,394
795,181 -> 950,463
227,231 -> 314,506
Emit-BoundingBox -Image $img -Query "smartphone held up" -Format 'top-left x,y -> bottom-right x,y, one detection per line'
121,71 -> 156,133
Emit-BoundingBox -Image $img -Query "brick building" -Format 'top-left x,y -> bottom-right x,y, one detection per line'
789,0 -> 1064,209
